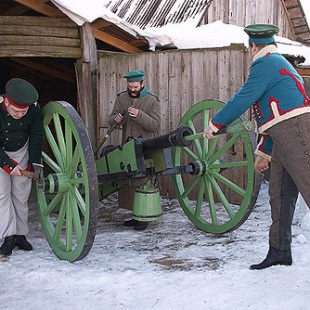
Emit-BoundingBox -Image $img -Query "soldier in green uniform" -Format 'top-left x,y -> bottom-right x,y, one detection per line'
0,78 -> 44,256
108,70 -> 161,231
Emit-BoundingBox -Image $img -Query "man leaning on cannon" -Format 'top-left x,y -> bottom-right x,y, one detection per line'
108,70 -> 161,231
0,78 -> 44,256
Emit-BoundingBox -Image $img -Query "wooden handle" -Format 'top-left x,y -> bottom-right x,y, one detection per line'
20,170 -> 34,178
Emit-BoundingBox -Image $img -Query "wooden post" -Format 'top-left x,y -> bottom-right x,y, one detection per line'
76,23 -> 98,149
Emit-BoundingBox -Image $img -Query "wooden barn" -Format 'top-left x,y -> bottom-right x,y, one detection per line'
1,0 -> 310,197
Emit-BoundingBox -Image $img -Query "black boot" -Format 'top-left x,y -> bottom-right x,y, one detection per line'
124,219 -> 148,231
134,221 -> 148,231
250,246 -> 292,270
124,219 -> 139,227
15,235 -> 33,251
0,236 -> 16,256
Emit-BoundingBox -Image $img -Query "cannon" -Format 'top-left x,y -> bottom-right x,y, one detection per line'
35,99 -> 262,262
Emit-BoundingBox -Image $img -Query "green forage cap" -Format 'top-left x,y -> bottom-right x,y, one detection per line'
6,78 -> 38,108
123,70 -> 145,82
244,24 -> 279,44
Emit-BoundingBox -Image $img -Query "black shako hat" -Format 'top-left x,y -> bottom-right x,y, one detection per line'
5,78 -> 38,109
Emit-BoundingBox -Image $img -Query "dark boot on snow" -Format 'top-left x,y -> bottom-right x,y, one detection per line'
15,235 -> 33,251
0,236 -> 16,256
250,246 -> 292,270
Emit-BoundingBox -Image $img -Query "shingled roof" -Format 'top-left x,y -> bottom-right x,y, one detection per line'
103,0 -> 213,29
283,0 -> 310,46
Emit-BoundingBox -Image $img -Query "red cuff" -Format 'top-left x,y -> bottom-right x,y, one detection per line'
26,164 -> 32,171
210,119 -> 225,130
2,165 -> 12,174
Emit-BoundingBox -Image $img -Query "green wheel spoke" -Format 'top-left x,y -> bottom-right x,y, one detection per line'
205,176 -> 218,225
70,146 -> 82,178
37,101 -> 98,262
182,146 -> 199,161
42,152 -> 62,173
187,119 -> 202,157
70,175 -> 87,186
54,197 -> 67,241
208,133 -> 242,164
202,109 -> 209,158
53,113 -> 67,162
195,178 -> 205,216
71,196 -> 83,241
172,100 -> 262,234
44,126 -> 65,170
65,194 -> 73,251
73,187 -> 86,217
211,161 -> 248,170
208,175 -> 235,218
205,137 -> 219,160
43,192 -> 64,216
65,122 -> 73,171
181,175 -> 200,198
209,170 -> 246,197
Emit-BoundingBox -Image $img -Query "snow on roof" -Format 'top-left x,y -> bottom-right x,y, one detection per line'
51,0 -> 310,66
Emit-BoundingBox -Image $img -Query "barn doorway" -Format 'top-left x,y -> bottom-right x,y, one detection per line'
0,57 -> 77,110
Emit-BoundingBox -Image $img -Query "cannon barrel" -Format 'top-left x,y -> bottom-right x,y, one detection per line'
142,125 -> 193,156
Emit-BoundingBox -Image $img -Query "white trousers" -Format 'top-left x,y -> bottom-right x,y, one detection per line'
0,142 -> 32,238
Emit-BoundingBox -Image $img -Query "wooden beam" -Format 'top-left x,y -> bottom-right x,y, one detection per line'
75,23 -> 98,148
10,58 -> 75,83
0,35 -> 80,47
0,46 -> 82,58
0,16 -> 77,27
13,0 -> 64,17
0,24 -> 79,38
92,26 -> 144,54
297,67 -> 310,76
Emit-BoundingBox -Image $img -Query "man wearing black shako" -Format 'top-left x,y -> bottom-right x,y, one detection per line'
0,78 -> 44,256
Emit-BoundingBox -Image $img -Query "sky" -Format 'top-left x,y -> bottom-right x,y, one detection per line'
51,0 -> 310,66
300,0 -> 310,22
1,183 -> 310,310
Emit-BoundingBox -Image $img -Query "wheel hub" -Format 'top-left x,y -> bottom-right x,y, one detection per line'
38,173 -> 71,193
190,159 -> 221,175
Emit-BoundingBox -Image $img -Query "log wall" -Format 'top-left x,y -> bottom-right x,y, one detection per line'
0,16 -> 82,58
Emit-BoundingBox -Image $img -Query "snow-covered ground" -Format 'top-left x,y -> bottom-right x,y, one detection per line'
1,181 -> 310,310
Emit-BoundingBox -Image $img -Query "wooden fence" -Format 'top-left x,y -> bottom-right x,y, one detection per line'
98,45 -> 251,197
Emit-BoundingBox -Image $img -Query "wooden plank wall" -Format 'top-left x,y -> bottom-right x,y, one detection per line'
0,16 -> 82,58
205,0 -> 294,40
98,45 -> 250,197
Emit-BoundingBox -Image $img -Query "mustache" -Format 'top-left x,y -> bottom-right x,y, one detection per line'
127,89 -> 141,97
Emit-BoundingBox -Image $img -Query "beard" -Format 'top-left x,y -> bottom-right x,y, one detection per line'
127,86 -> 144,98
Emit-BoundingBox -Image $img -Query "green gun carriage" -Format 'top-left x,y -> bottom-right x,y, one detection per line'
35,99 -> 262,262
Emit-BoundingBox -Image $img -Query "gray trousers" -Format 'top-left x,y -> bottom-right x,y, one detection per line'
268,113 -> 310,251
0,142 -> 32,239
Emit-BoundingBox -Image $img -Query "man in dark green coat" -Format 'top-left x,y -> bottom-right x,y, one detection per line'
0,78 -> 44,256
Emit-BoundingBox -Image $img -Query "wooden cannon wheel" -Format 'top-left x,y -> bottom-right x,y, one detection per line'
37,101 -> 99,262
172,100 -> 262,234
